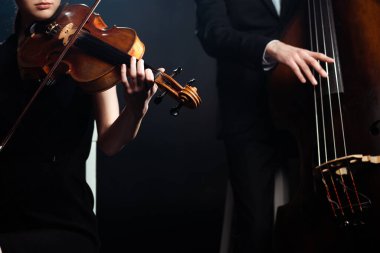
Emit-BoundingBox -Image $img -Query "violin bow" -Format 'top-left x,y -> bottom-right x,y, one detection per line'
0,0 -> 101,152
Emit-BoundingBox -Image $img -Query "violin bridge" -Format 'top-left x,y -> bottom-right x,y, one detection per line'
59,23 -> 77,46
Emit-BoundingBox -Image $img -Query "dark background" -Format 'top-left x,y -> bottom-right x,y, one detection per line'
0,1 -> 227,252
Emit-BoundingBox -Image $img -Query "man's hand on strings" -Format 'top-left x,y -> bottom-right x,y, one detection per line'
266,40 -> 334,85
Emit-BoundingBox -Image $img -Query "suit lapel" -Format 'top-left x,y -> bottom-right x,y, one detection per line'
261,0 -> 280,18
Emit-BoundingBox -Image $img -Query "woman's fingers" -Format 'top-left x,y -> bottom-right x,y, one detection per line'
121,57 -> 159,96
121,57 -> 165,98
145,68 -> 154,84
128,56 -> 137,89
136,58 -> 146,87
121,64 -> 133,94
122,57 -> 151,91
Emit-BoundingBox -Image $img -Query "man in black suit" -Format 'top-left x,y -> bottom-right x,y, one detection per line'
194,0 -> 333,252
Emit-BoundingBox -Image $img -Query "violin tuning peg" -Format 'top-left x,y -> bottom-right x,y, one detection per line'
171,67 -> 183,78
154,91 -> 167,105
187,78 -> 196,86
170,103 -> 183,117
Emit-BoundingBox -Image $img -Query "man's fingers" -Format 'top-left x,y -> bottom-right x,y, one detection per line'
274,42 -> 334,85
295,56 -> 317,85
304,55 -> 328,78
311,51 -> 335,63
289,60 -> 306,84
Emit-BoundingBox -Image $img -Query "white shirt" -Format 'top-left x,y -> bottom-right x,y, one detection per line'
262,0 -> 282,70
272,0 -> 281,15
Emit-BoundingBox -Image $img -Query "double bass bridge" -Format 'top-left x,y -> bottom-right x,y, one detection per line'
314,154 -> 380,227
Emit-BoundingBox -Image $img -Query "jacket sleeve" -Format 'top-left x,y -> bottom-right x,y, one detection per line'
194,0 -> 274,68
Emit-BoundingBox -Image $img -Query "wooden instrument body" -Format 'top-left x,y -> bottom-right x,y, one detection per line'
269,1 -> 380,252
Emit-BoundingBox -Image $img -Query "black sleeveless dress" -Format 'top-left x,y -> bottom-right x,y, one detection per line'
0,34 -> 100,253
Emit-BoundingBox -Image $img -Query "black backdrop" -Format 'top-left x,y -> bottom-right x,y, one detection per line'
0,1 -> 227,252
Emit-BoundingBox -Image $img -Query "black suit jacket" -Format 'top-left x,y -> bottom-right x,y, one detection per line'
195,0 -> 301,137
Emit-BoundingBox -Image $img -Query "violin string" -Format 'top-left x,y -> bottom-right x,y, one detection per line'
319,0 -> 337,159
313,0 -> 328,163
326,0 -> 347,156
308,0 -> 321,166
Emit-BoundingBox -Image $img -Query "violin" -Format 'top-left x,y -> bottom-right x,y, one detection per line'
0,0 -> 201,152
18,2 -> 201,109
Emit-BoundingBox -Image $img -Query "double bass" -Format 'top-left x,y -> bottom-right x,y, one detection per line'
269,0 -> 380,252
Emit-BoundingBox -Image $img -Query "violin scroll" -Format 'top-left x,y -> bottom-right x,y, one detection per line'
153,70 -> 201,115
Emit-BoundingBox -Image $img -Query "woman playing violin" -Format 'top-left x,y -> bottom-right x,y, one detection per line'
0,0 -> 158,252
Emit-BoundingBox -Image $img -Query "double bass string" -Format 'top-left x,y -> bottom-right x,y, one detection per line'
326,0 -> 347,157
319,0 -> 351,213
323,0 -> 357,214
310,0 -> 347,162
312,0 -> 361,216
319,0 -> 338,160
311,0 -> 329,165
325,0 -> 363,213
319,0 -> 347,159
321,0 -> 355,215
310,0 -> 344,216
308,0 -> 322,166
309,0 -> 337,215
